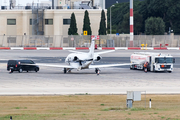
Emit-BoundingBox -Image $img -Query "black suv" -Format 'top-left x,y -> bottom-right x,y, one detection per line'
7,60 -> 39,73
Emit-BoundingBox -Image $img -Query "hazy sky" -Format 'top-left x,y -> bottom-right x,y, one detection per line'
1,0 -> 49,6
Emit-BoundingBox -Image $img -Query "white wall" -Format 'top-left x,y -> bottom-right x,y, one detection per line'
0,9 -> 107,36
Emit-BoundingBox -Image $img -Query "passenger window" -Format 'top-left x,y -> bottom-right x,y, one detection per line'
30,61 -> 34,64
20,61 -> 25,64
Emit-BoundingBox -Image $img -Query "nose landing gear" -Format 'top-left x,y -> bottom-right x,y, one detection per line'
95,68 -> 100,75
64,68 -> 67,73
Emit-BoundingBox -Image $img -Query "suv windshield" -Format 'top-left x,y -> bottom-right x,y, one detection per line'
156,57 -> 173,63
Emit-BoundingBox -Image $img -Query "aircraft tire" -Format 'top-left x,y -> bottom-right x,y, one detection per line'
64,68 -> 67,73
95,68 -> 98,74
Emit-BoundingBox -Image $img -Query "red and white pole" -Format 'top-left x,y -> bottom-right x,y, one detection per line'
130,0 -> 134,47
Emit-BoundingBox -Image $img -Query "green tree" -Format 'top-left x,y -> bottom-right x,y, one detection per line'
140,0 -> 180,34
107,0 -> 143,34
116,11 -> 143,35
107,2 -> 129,33
106,0 -> 180,34
83,10 -> 92,35
68,13 -> 78,35
145,17 -> 165,35
98,10 -> 107,35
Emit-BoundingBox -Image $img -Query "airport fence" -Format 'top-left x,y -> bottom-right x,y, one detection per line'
0,35 -> 179,47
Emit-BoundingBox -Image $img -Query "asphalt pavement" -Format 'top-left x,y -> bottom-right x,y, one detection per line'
0,50 -> 180,95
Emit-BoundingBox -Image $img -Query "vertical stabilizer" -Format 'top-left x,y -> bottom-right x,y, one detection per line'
89,38 -> 95,58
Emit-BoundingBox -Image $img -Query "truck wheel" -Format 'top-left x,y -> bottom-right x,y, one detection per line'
168,71 -> 172,73
130,66 -> 132,70
132,65 -> 135,70
19,68 -> 23,73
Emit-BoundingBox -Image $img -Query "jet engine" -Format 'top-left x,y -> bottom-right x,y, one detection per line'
73,56 -> 79,61
94,56 -> 102,61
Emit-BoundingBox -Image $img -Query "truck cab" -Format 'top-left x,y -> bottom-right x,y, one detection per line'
152,56 -> 175,72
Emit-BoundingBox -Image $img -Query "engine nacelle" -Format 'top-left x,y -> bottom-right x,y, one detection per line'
73,56 -> 79,61
94,56 -> 102,61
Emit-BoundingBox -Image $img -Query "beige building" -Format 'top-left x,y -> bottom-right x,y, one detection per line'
0,9 -> 107,36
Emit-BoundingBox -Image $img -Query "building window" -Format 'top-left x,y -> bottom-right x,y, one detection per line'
30,19 -> 32,25
63,19 -> 71,25
45,19 -> 53,25
7,19 -> 16,25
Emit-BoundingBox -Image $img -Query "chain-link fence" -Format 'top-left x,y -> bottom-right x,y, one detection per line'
0,35 -> 179,47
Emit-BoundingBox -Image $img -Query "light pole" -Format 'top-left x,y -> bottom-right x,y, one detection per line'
110,5 -> 115,39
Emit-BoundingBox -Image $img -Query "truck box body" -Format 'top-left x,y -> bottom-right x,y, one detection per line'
130,52 -> 175,72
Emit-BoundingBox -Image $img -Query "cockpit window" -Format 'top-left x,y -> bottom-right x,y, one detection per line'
155,58 -> 173,63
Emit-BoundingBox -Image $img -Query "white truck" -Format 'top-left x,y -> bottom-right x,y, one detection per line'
130,52 -> 175,73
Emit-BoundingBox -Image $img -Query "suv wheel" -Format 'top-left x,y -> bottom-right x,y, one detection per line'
35,67 -> 39,72
19,68 -> 23,73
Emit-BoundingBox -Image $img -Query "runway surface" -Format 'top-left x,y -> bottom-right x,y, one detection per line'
0,50 -> 180,95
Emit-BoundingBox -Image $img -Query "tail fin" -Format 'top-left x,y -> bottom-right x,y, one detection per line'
89,38 -> 95,58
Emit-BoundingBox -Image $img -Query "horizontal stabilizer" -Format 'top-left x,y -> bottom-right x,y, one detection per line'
95,50 -> 115,55
68,50 -> 86,54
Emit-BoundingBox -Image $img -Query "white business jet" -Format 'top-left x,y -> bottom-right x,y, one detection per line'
32,38 -> 130,75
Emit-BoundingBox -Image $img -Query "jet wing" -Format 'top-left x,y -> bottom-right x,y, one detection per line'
95,50 -> 115,55
69,50 -> 86,54
89,63 -> 131,68
22,63 -> 74,68
69,50 -> 115,55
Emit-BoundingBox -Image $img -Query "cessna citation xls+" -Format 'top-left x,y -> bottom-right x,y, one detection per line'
28,38 -> 130,75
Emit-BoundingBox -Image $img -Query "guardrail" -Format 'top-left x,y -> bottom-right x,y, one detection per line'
0,35 -> 179,48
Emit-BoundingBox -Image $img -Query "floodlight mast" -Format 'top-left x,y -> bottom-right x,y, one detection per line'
110,5 -> 115,40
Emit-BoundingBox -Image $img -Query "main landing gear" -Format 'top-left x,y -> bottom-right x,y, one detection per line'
64,68 -> 73,74
95,68 -> 100,75
64,68 -> 67,74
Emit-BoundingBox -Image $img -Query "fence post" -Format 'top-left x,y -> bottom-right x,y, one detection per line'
48,35 -> 50,47
22,34 -> 24,47
61,35 -> 63,47
41,36 -> 43,47
126,37 -> 128,47
2,34 -> 5,47
28,35 -> 30,47
149,99 -> 151,108
15,36 -> 17,47
8,36 -> 10,47
54,35 -> 56,47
